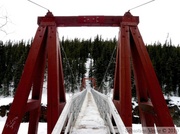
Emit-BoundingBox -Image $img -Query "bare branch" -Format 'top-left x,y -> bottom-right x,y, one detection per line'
0,16 -> 8,29
0,6 -> 14,37
0,28 -> 8,35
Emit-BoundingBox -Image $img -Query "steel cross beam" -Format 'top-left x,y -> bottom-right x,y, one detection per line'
2,11 -> 176,134
38,11 -> 139,27
113,12 -> 177,134
81,77 -> 96,91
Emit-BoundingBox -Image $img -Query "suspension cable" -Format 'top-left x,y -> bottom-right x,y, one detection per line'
98,43 -> 117,93
128,0 -> 155,11
27,0 -> 49,11
60,39 -> 80,92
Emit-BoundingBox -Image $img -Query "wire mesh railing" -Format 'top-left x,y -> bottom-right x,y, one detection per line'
91,88 -> 127,134
52,89 -> 87,134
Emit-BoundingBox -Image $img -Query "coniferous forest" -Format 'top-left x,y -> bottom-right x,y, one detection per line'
0,35 -> 180,97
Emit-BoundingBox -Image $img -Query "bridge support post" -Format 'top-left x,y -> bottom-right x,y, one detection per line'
81,78 -> 96,90
2,10 -> 176,134
113,12 -> 176,133
2,12 -> 66,134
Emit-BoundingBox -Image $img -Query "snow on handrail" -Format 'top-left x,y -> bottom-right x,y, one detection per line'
91,89 -> 127,134
52,89 -> 87,134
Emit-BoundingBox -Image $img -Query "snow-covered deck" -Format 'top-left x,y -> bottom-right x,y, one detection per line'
70,90 -> 109,134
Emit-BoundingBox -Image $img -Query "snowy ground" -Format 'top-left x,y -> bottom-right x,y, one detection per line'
1,58 -> 180,133
0,80 -> 72,134
1,93 -> 179,134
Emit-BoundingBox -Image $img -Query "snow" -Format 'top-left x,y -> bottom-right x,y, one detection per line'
0,92 -> 73,133
85,58 -> 92,78
19,123 -> 47,134
169,96 -> 180,106
0,58 -> 180,133
69,58 -> 109,133
1,92 -> 180,134
0,83 -> 70,134
70,90 -> 109,134
0,96 -> 13,105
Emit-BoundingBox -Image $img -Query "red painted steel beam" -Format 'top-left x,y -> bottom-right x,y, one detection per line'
2,26 -> 47,134
28,32 -> 47,134
130,26 -> 176,128
130,34 -> 156,128
38,11 -> 139,27
139,102 -> 154,114
113,11 -> 177,133
25,100 -> 39,112
113,39 -> 120,101
118,25 -> 132,128
2,28 -> 47,133
81,77 -> 96,90
58,40 -> 66,105
47,25 -> 63,133
3,10 -> 176,134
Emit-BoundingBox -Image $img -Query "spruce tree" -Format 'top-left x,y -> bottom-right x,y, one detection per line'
0,42 -> 5,91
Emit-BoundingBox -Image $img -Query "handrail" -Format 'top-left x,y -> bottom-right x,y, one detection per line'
91,89 -> 127,134
52,89 -> 87,134
52,88 -> 127,134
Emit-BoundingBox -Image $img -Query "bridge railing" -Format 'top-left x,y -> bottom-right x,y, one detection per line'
52,89 -> 87,134
91,88 -> 127,134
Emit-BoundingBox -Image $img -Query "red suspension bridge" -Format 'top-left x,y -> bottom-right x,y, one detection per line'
2,11 -> 177,134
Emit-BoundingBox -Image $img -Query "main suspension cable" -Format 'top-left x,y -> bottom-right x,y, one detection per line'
128,0 -> 155,11
98,43 -> 117,93
27,0 -> 49,12
60,40 -> 80,92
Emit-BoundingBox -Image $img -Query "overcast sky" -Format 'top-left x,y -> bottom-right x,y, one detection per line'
0,0 -> 180,45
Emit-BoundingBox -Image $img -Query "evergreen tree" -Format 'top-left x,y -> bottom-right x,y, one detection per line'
0,37 -> 180,97
3,41 -> 13,96
0,42 -> 5,91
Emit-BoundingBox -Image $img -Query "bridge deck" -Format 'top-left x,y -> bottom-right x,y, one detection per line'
70,89 -> 109,134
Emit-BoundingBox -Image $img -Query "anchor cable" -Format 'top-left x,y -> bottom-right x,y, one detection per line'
128,0 -> 155,11
27,0 -> 49,12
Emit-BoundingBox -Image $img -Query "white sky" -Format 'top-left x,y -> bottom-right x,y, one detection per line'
0,0 -> 180,45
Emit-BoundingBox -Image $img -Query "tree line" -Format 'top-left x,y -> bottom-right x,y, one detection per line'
0,36 -> 180,97
147,41 -> 180,96
0,40 -> 31,96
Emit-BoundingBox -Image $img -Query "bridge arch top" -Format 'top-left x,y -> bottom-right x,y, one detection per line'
37,11 -> 139,27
